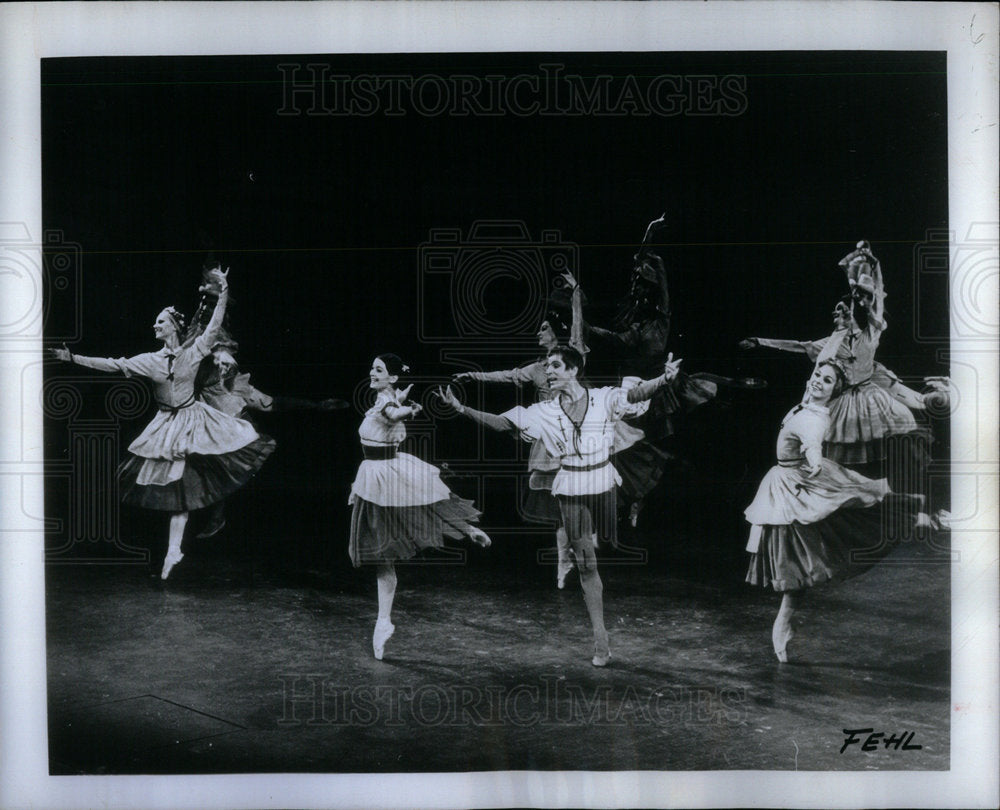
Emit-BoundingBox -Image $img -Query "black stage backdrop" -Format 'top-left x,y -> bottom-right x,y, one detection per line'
41,52 -> 949,582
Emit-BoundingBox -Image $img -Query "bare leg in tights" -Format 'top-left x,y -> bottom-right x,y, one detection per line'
373,562 -> 397,660
773,589 -> 805,662
567,515 -> 610,667
371,523 -> 489,661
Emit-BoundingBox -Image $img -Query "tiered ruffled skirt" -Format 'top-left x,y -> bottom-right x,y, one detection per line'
117,401 -> 275,511
348,451 -> 481,566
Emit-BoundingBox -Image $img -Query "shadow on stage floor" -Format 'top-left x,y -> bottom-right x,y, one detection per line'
45,513 -> 951,774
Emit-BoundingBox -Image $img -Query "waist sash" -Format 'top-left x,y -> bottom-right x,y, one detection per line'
561,459 -> 611,472
362,444 -> 398,460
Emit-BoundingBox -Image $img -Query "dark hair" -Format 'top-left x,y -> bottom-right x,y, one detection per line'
816,359 -> 847,398
546,345 -> 584,372
376,353 -> 409,383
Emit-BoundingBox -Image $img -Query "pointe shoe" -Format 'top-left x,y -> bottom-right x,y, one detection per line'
160,550 -> 184,580
373,619 -> 395,661
772,616 -> 794,663
468,527 -> 491,548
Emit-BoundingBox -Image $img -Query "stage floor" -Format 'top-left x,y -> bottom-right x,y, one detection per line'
46,536 -> 950,774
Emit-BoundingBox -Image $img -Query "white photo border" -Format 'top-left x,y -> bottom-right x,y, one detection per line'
1,2 -> 997,808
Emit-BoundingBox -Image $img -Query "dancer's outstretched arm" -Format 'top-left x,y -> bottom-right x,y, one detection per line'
49,345 -> 133,373
558,271 -> 589,357
624,354 -> 683,403
740,336 -> 827,360
198,268 -> 230,346
586,321 -> 640,352
435,386 -> 517,432
453,363 -> 542,386
382,384 -> 423,423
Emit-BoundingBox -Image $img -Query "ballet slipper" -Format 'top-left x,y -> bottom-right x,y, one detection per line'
592,632 -> 611,667
467,527 -> 491,548
373,618 -> 395,661
160,550 -> 184,580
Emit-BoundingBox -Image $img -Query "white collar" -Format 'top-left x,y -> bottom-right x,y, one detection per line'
799,400 -> 830,415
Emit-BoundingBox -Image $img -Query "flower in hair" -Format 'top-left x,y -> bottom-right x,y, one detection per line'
164,306 -> 187,329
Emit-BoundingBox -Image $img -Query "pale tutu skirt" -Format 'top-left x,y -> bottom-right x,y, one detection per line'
824,381 -> 918,464
127,400 -> 261,485
117,399 -> 274,511
744,459 -> 889,527
349,452 -> 453,507
746,493 -> 921,592
348,452 -> 483,566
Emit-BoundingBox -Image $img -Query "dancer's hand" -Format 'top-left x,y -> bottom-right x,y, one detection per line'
738,338 -> 759,350
807,463 -> 822,478
921,376 -> 952,410
452,372 -> 474,384
648,212 -> 668,231
206,265 -> 229,290
560,271 -> 579,290
212,349 -> 237,377
397,383 -> 414,402
434,385 -> 462,412
663,352 -> 682,382
408,402 -> 423,418
48,343 -> 72,362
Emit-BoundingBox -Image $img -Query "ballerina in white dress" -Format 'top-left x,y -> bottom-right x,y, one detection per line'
50,267 -> 275,579
348,353 -> 491,660
744,359 -> 920,662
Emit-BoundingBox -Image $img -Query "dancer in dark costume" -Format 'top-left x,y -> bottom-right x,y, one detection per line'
577,216 -> 731,525
581,217 -> 719,438
439,347 -> 682,667
171,265 -> 347,540
49,268 -> 275,579
350,354 -> 491,661
744,360 -> 922,662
